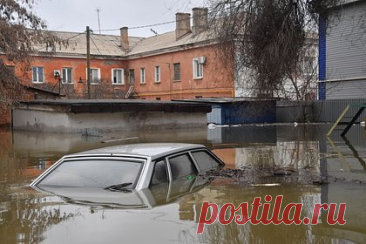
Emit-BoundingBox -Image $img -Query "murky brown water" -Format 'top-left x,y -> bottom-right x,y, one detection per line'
1,125 -> 366,244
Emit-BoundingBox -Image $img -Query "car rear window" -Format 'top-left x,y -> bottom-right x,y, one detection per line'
37,159 -> 143,188
191,151 -> 222,171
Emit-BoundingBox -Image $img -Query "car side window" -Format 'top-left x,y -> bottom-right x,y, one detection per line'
169,153 -> 198,180
150,160 -> 168,185
192,151 -> 222,171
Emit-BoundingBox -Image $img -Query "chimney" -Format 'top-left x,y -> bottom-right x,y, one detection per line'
120,27 -> 129,51
192,7 -> 208,35
176,13 -> 191,40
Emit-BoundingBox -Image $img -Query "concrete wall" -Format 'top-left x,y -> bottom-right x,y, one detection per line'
13,108 -> 207,134
0,83 -> 62,126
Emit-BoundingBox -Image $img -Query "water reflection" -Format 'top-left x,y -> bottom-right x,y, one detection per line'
1,125 -> 366,243
317,183 -> 366,244
3,182 -> 364,244
193,184 -> 323,244
0,187 -> 76,244
191,183 -> 366,244
214,141 -> 320,173
31,176 -> 211,210
326,128 -> 366,183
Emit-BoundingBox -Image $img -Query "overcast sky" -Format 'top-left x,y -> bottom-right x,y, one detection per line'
34,0 -> 208,37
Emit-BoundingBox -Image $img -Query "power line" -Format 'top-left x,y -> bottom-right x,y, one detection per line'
34,31 -> 85,51
99,11 -> 211,32
90,35 -> 103,55
100,19 -> 178,32
64,31 -> 85,41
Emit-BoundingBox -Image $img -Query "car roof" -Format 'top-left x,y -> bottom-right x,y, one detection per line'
70,143 -> 207,160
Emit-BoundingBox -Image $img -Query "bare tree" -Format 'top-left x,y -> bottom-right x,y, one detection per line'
208,0 -> 340,99
0,0 -> 66,121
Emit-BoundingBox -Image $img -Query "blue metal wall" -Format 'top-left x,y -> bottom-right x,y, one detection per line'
318,14 -> 327,100
223,101 -> 276,124
206,101 -> 276,125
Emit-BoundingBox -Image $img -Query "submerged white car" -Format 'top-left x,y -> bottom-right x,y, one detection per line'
31,143 -> 224,207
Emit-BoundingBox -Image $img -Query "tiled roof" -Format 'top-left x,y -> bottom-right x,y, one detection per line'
34,31 -> 143,57
128,30 -> 213,56
34,29 -> 214,58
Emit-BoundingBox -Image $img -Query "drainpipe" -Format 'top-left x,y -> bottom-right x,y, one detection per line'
86,26 -> 91,99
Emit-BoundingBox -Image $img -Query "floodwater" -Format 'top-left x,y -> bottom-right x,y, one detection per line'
1,124 -> 366,244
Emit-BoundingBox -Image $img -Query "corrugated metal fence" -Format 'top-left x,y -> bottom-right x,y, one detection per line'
313,99 -> 366,123
276,99 -> 366,123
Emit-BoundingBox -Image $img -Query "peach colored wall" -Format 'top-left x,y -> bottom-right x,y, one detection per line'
128,45 -> 235,100
3,44 -> 234,101
16,56 -> 128,97
213,148 -> 236,169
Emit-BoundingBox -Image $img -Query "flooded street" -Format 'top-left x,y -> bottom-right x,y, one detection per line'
1,125 -> 366,244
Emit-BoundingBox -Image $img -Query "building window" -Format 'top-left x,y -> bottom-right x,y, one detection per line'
193,59 -> 203,79
112,69 -> 124,85
140,68 -> 146,84
32,67 -> 44,83
155,66 -> 160,83
86,68 -> 101,84
62,68 -> 73,84
173,63 -> 181,81
302,57 -> 317,77
129,69 -> 135,85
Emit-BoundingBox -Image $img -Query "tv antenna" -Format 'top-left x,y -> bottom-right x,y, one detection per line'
97,8 -> 101,34
150,29 -> 158,36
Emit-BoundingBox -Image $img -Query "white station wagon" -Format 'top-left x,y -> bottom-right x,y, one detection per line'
31,143 -> 225,193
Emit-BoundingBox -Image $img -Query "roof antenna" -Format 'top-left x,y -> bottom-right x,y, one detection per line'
97,8 -> 101,34
150,28 -> 158,36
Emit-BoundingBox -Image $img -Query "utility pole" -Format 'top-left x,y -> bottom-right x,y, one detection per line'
86,26 -> 91,99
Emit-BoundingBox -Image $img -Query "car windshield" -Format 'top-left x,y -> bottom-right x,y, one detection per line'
37,159 -> 143,189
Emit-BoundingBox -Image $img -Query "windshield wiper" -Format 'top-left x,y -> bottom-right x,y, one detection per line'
104,183 -> 133,192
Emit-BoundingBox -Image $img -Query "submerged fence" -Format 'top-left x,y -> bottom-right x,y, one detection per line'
313,99 -> 366,123
276,99 -> 366,123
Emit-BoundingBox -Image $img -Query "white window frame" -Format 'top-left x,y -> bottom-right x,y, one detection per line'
193,58 -> 204,79
86,68 -> 101,84
140,68 -> 146,84
111,68 -> 124,85
155,66 -> 161,83
32,67 -> 44,83
62,67 -> 73,84
302,56 -> 317,77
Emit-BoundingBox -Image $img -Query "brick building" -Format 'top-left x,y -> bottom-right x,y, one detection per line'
2,8 -> 233,101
